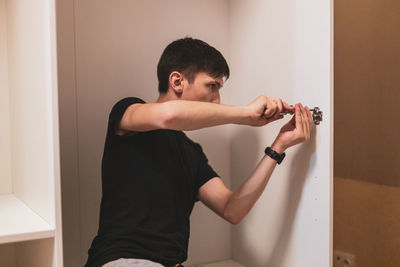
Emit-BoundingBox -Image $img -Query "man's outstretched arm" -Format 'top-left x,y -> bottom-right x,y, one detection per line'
116,95 -> 292,134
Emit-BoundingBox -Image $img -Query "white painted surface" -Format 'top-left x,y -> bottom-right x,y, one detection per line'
0,194 -> 54,244
228,0 -> 332,266
48,0 -> 64,264
0,0 -> 63,265
6,0 -> 53,227
0,0 -> 12,195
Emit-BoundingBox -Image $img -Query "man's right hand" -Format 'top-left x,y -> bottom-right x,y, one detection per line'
245,95 -> 294,127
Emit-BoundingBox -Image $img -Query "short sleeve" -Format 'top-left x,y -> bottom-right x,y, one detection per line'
107,96 -> 146,137
193,142 -> 220,202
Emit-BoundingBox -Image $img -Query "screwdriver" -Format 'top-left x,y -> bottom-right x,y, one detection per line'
279,107 -> 319,115
277,106 -> 323,125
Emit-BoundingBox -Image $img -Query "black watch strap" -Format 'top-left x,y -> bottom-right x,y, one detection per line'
264,146 -> 286,164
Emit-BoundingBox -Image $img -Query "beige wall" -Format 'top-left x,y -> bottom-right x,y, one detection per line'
334,0 -> 400,266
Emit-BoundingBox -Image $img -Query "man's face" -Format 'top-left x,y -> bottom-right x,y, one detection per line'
182,72 -> 223,104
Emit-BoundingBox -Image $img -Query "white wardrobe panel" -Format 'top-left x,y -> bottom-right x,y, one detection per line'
228,0 -> 332,266
6,0 -> 53,225
0,0 -> 63,266
0,195 -> 54,244
0,0 -> 12,195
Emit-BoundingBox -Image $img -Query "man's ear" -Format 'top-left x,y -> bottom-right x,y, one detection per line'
169,71 -> 185,94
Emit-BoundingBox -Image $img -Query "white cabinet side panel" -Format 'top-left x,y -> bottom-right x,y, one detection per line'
0,0 -> 12,194
6,0 -> 53,224
228,0 -> 332,266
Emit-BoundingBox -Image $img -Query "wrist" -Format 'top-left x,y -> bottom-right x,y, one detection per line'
232,106 -> 250,125
271,141 -> 286,154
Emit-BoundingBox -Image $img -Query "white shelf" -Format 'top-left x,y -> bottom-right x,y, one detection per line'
0,194 -> 54,244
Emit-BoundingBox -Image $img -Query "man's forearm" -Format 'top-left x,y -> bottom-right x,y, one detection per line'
162,100 -> 248,131
223,154 -> 279,224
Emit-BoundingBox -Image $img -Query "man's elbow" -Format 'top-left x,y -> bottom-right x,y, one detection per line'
229,216 -> 242,225
230,217 -> 241,225
158,102 -> 177,129
161,111 -> 175,129
224,212 -> 241,225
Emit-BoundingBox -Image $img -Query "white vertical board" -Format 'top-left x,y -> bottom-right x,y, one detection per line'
6,0 -> 53,226
0,0 -> 63,266
228,0 -> 332,266
0,0 -> 12,194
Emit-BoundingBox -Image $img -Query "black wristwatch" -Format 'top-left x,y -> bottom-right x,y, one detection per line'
264,146 -> 286,164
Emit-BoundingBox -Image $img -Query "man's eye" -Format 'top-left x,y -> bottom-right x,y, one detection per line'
208,84 -> 217,89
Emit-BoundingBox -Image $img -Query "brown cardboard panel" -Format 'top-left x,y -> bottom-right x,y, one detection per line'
334,177 -> 400,267
334,0 -> 400,186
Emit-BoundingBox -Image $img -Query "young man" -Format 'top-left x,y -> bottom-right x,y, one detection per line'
85,38 -> 313,267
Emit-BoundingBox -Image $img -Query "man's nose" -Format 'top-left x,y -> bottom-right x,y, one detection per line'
212,92 -> 220,104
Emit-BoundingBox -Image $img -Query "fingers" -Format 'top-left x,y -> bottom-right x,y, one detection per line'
263,97 -> 284,119
298,104 -> 314,141
294,103 -> 304,133
301,104 -> 310,139
294,103 -> 311,142
282,101 -> 294,114
287,112 -> 296,127
305,106 -> 313,130
263,98 -> 277,118
274,99 -> 283,119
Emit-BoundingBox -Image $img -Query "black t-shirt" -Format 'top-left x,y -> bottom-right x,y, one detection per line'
84,97 -> 220,267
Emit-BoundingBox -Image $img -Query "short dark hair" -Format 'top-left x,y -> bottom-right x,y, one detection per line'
157,37 -> 230,94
